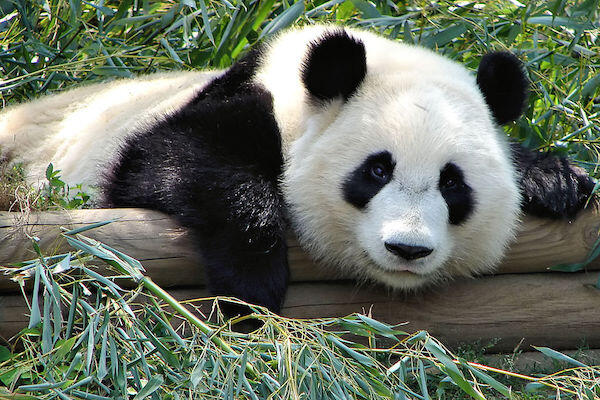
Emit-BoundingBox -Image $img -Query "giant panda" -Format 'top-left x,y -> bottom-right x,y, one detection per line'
0,25 -> 594,313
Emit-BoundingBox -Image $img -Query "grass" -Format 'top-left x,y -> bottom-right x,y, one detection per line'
0,0 -> 599,398
0,162 -> 90,211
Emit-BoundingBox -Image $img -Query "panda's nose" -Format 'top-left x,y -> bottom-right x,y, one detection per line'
384,242 -> 433,260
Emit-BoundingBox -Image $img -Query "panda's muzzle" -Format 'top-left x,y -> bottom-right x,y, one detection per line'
384,242 -> 433,261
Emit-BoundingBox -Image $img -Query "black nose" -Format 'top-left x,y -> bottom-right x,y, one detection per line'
384,242 -> 433,260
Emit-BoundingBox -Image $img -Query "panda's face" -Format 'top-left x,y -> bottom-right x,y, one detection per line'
277,26 -> 525,290
345,153 -> 471,277
284,79 -> 521,289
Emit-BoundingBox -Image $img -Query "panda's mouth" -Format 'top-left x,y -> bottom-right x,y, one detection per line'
375,260 -> 426,275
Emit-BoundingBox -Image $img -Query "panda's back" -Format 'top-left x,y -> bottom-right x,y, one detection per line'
0,70 -> 221,193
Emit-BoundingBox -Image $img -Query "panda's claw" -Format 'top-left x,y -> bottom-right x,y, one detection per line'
510,142 -> 596,219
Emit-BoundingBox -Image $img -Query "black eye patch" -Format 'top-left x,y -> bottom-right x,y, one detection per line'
439,163 -> 475,225
343,151 -> 395,209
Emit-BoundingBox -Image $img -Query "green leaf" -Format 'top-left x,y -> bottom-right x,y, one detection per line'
350,0 -> 381,18
327,335 -> 374,367
235,349 -> 249,397
356,314 -> 406,339
53,336 -> 77,362
581,74 -> 600,100
421,24 -> 468,48
160,38 -> 184,64
0,365 -> 28,387
18,381 -> 66,391
137,323 -> 181,368
133,375 -> 164,400
92,66 -> 133,77
70,390 -> 112,400
550,262 -> 585,272
68,0 -> 82,22
97,330 -> 108,381
190,359 -> 206,388
45,163 -> 54,180
0,346 -> 11,362
50,178 -> 65,187
525,382 -> 547,392
425,340 -> 485,400
461,360 -> 512,398
403,20 -> 414,44
28,264 -> 42,328
51,253 -> 72,274
42,289 -> 53,354
82,0 -> 115,16
533,346 -> 588,367
418,360 -> 431,400
526,15 -> 597,30
198,0 -> 214,45
260,1 -> 305,39
64,376 -> 94,392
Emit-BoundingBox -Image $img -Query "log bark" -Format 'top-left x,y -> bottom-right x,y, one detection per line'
1,272 -> 598,352
1,206 -> 599,291
279,272 -> 600,352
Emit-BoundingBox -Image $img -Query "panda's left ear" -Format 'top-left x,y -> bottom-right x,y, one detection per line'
476,52 -> 529,125
301,29 -> 367,102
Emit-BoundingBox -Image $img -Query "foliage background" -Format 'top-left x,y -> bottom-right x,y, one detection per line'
0,0 -> 599,399
0,0 -> 599,174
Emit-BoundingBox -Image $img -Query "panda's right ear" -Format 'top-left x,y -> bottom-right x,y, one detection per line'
301,29 -> 367,102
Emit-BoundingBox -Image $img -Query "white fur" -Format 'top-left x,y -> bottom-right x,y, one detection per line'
0,25 -> 521,290
0,70 -> 220,193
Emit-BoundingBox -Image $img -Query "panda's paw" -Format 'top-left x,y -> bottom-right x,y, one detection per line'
520,155 -> 596,219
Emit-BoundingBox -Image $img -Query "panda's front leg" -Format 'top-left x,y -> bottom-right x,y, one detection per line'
510,142 -> 596,219
183,172 -> 290,316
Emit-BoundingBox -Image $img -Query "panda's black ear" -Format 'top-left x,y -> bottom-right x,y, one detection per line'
301,29 -> 367,102
476,51 -> 529,125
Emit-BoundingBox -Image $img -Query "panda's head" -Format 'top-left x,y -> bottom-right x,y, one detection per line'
281,27 -> 527,289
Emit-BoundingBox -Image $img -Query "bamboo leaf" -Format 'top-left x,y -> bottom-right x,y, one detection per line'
533,346 -> 588,367
526,15 -> 597,30
63,220 -> 115,235
198,0 -> 214,45
28,264 -> 42,329
327,335 -> 374,367
160,38 -> 184,64
351,0 -> 381,18
133,375 -> 164,400
42,289 -> 52,355
260,1 -> 305,39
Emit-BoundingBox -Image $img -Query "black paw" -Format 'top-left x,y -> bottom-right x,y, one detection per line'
519,154 -> 595,219
219,301 -> 265,333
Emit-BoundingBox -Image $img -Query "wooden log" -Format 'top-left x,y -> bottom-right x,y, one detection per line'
279,273 -> 600,352
1,206 -> 599,292
0,209 -> 204,291
1,272 -> 599,352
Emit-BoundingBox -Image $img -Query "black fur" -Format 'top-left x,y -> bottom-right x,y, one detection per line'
301,29 -> 367,102
102,51 -> 289,313
510,142 -> 595,219
439,163 -> 475,225
476,52 -> 528,125
343,151 -> 395,209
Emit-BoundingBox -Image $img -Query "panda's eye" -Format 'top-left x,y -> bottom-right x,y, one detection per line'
370,163 -> 389,181
440,177 -> 457,189
439,163 -> 463,191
